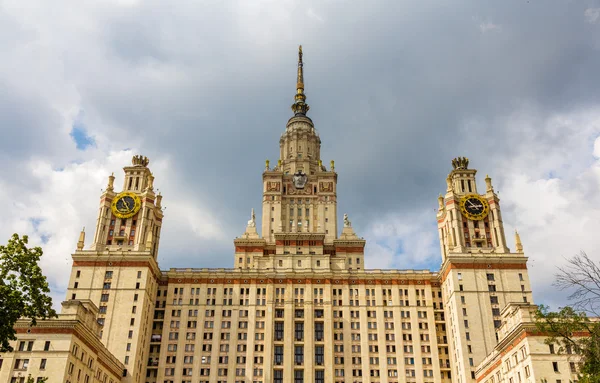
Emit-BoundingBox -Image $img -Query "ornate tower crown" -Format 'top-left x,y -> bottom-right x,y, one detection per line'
291,45 -> 310,116
132,155 -> 150,167
452,156 -> 469,170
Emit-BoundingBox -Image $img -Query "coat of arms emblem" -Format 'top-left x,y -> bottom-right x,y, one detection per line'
292,170 -> 308,189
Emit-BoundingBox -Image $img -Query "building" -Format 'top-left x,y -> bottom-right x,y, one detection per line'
475,303 -> 582,383
0,300 -> 123,383
0,46 -> 581,383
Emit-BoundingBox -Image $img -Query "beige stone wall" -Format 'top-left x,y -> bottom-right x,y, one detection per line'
0,301 -> 123,383
141,269 -> 450,383
476,305 -> 582,383
66,254 -> 159,383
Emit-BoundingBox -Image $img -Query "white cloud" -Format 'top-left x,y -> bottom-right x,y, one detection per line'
479,22 -> 501,33
364,211 -> 439,270
585,8 -> 600,24
0,151 -> 226,310
487,109 -> 600,310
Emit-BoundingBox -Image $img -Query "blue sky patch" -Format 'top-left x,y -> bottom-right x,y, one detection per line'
70,121 -> 96,150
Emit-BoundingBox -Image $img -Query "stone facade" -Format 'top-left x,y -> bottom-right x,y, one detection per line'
0,47 -> 586,383
0,300 -> 123,383
475,303 -> 583,383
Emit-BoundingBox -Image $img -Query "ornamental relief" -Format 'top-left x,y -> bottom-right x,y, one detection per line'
288,184 -> 313,195
266,182 -> 280,192
319,182 -> 333,192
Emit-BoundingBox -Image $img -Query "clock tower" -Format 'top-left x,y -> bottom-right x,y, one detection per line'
437,158 -> 532,382
66,155 -> 163,383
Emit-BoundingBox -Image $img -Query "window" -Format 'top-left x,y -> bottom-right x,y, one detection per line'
315,345 -> 324,365
294,346 -> 304,365
40,359 -> 47,369
552,361 -> 559,372
274,322 -> 284,341
486,273 -> 495,281
294,369 -> 304,383
274,369 -> 283,383
457,273 -> 462,280
105,271 -> 113,279
44,341 -> 50,351
314,322 -> 324,341
549,344 -> 555,354
274,346 -> 284,366
295,322 -> 304,341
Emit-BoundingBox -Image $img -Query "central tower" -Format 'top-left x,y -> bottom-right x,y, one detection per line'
261,46 -> 339,243
234,46 -> 365,273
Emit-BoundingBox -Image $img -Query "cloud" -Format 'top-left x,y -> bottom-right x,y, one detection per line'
585,8 -> 600,24
479,21 -> 502,33
1,0 -> 600,313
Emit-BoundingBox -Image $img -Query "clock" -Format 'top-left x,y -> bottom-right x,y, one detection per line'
459,194 -> 489,221
111,192 -> 142,219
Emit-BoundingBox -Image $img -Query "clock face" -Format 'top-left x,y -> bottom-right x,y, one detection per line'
459,194 -> 489,221
111,192 -> 141,219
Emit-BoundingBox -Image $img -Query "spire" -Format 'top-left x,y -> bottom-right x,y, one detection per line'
291,45 -> 310,116
515,229 -> 523,253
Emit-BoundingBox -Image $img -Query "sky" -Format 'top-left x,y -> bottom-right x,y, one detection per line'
1,0 -> 600,311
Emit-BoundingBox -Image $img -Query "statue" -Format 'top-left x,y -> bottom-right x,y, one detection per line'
265,160 -> 270,171
343,213 -> 351,228
247,208 -> 256,227
147,173 -> 155,191
107,173 -> 115,191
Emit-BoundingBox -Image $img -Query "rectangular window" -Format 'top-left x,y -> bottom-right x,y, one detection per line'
294,345 -> 304,365
40,359 -> 47,370
274,369 -> 283,383
314,322 -> 324,341
274,322 -> 284,341
295,322 -> 304,341
274,346 -> 284,366
294,369 -> 304,383
315,345 -> 324,366
44,341 -> 50,351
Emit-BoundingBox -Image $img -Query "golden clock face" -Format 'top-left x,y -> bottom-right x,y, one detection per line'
111,192 -> 141,219
459,194 -> 489,221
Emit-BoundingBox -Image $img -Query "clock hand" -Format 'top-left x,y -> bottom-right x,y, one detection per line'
122,198 -> 130,211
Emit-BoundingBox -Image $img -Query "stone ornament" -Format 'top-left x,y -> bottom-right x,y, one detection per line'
343,213 -> 351,227
247,208 -> 256,227
292,170 -> 308,189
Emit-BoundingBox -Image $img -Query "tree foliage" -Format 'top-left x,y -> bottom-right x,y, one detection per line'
535,251 -> 600,382
0,234 -> 57,352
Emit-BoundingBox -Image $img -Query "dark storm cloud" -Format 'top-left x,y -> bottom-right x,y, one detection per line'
74,2 -> 600,241
3,0 -> 600,292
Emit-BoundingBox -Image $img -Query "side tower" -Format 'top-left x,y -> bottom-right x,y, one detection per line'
437,158 -> 532,382
65,155 -> 163,383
